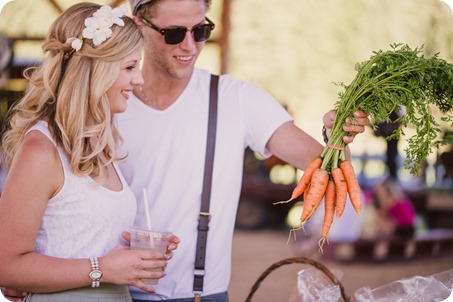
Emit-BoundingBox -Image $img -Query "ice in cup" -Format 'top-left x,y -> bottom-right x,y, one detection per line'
129,226 -> 172,285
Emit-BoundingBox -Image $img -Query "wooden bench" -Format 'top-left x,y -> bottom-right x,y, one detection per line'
321,229 -> 453,262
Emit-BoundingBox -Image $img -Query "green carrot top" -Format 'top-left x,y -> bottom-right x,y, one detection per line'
327,43 -> 453,174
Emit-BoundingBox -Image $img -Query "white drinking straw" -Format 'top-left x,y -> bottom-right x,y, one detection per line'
143,188 -> 152,230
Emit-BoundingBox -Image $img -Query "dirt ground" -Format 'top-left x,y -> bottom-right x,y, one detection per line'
229,229 -> 453,302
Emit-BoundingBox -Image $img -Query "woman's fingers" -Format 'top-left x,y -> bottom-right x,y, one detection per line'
142,258 -> 167,270
121,231 -> 131,243
165,235 -> 180,260
130,260 -> 169,293
1,287 -> 28,302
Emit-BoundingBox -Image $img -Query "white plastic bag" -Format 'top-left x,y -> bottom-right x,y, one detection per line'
296,267 -> 343,302
355,268 -> 453,302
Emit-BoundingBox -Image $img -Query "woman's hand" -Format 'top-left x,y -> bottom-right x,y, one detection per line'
1,287 -> 28,302
323,109 -> 370,144
165,235 -> 180,260
122,231 -> 180,260
101,243 -> 167,293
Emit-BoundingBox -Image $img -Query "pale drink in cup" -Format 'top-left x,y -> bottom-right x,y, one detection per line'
129,226 -> 172,285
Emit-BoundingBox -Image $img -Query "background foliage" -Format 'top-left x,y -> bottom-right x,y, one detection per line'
1,0 -> 453,182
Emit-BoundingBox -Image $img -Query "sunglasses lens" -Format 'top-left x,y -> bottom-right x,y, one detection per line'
161,24 -> 212,45
193,24 -> 212,42
164,28 -> 187,45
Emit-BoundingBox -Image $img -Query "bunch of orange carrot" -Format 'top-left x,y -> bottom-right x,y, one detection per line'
277,43 -> 453,250
274,76 -> 365,251
276,147 -> 361,250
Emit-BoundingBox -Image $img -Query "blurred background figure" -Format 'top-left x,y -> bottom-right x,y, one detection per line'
0,34 -> 14,196
0,34 -> 14,89
372,178 -> 416,239
373,110 -> 402,179
438,134 -> 453,188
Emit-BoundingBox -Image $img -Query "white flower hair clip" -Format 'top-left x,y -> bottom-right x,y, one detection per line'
65,4 -> 128,54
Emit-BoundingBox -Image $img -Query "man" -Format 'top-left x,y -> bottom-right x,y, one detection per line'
116,0 -> 369,301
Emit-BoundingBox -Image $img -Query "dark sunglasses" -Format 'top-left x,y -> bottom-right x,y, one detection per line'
140,17 -> 215,45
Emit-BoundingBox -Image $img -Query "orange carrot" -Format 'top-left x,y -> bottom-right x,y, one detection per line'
298,183 -> 311,222
304,184 -> 319,221
319,180 -> 336,251
339,160 -> 362,215
274,156 -> 322,204
304,184 -> 311,204
331,167 -> 348,219
300,169 -> 329,222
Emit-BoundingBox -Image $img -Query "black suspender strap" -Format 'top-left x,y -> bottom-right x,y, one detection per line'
193,74 -> 219,300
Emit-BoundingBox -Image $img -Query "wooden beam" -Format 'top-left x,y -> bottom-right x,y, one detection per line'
46,0 -> 63,14
220,0 -> 231,74
108,0 -> 127,8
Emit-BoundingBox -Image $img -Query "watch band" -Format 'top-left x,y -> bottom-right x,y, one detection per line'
89,257 -> 102,288
322,125 -> 329,144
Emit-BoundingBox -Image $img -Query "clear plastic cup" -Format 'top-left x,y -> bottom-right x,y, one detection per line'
129,226 -> 172,285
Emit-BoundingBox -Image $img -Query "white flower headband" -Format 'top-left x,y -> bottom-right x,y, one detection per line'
65,5 -> 129,53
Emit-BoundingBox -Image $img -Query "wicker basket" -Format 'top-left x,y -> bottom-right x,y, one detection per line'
245,257 -> 351,302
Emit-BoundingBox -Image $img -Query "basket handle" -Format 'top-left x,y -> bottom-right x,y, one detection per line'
244,257 -> 350,302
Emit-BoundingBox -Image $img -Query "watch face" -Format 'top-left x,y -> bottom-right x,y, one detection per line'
90,269 -> 102,280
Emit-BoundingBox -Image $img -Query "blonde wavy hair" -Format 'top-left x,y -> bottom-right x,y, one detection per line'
1,2 -> 143,181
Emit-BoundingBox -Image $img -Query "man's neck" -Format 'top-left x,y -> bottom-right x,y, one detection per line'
136,70 -> 192,110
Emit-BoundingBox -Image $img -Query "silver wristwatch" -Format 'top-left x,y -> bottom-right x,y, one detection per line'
89,257 -> 103,288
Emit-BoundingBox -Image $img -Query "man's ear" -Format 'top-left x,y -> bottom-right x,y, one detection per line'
132,15 -> 142,26
132,16 -> 147,33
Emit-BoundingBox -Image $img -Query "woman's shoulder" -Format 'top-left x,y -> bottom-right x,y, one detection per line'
5,128 -> 64,209
15,130 -> 60,172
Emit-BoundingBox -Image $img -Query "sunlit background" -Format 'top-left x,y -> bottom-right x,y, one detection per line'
1,3 -> 451,299
0,1 -> 13,13
1,0 -> 452,195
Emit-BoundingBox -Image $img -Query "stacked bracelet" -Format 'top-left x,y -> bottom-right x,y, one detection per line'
88,257 -> 103,288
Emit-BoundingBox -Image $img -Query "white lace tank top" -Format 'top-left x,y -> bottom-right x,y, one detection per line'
28,121 -> 137,258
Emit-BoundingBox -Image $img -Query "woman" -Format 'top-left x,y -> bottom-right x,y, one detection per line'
0,2 -> 178,301
372,178 -> 416,239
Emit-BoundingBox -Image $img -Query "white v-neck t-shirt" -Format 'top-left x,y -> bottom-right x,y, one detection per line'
116,68 -> 292,300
